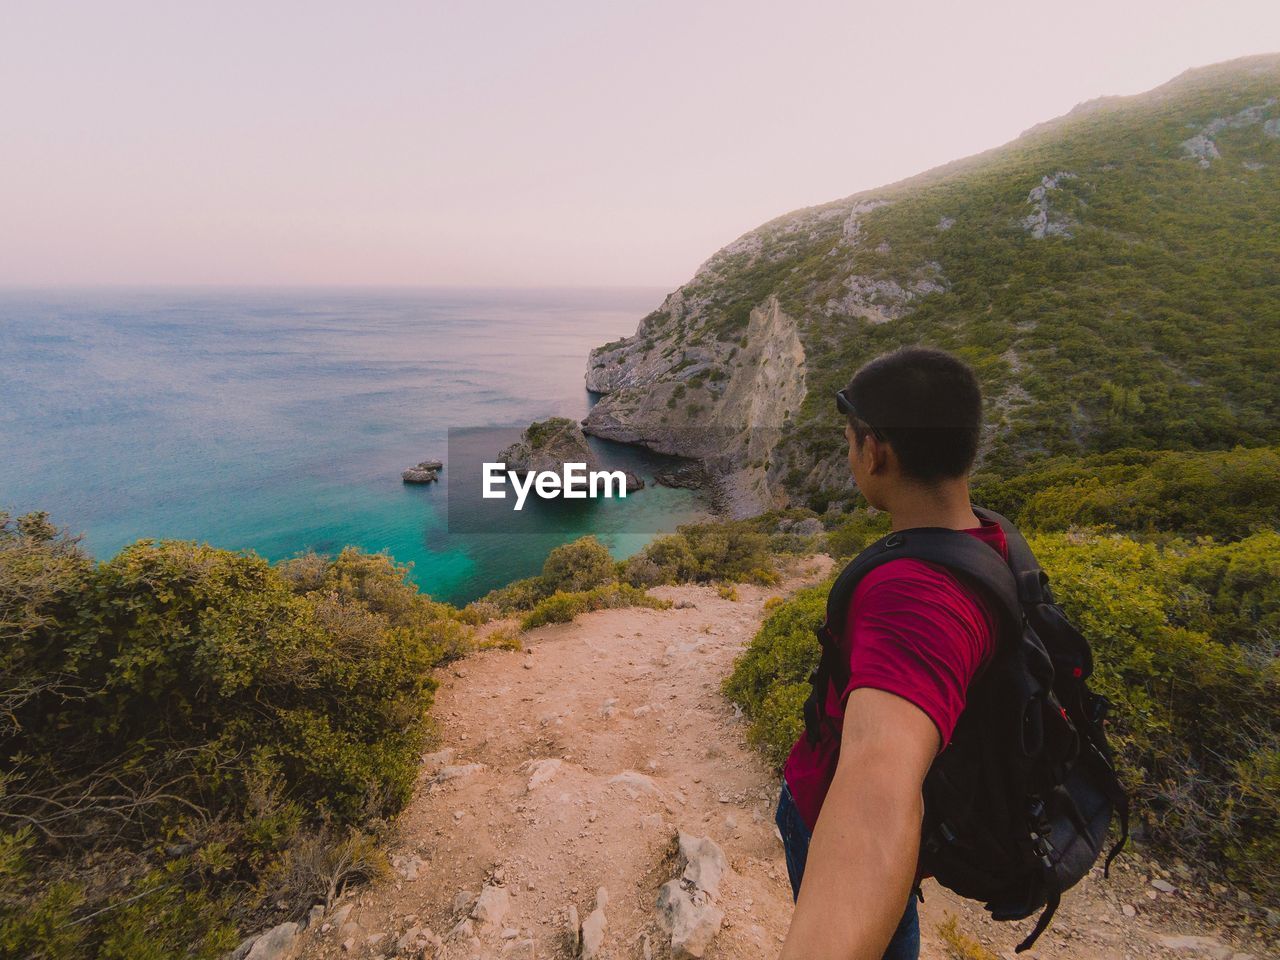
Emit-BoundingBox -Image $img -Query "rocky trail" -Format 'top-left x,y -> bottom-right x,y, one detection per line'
279,561 -> 1276,960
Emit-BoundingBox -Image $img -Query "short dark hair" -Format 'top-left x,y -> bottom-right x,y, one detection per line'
845,346 -> 982,481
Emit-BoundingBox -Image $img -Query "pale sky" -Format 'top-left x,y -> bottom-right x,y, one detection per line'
3,1 -> 1278,288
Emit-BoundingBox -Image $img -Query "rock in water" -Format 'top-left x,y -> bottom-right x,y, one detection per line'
402,460 -> 442,483
499,418 -> 598,476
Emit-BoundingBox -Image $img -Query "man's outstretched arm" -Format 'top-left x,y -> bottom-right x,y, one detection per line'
779,687 -> 940,960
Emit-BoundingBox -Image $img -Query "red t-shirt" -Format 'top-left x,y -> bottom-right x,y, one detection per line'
782,518 -> 1008,832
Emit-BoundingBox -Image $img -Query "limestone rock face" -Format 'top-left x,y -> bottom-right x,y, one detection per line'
1021,171 -> 1079,239
1180,97 -> 1278,165
583,296 -> 806,516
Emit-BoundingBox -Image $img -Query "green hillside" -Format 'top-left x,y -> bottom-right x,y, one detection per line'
585,54 -> 1280,511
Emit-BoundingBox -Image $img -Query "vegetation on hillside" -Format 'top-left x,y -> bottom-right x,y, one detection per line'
591,55 -> 1280,511
970,444 -> 1280,539
0,513 -> 470,958
472,515 -> 824,622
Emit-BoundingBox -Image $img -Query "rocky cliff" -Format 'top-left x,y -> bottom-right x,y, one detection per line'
584,296 -> 804,515
583,54 -> 1280,514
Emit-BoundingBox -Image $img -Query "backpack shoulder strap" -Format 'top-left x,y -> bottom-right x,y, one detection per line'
804,520 -> 1022,744
826,526 -> 1022,640
973,506 -> 1050,604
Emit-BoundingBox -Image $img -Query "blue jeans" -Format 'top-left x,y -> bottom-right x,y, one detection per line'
775,781 -> 920,960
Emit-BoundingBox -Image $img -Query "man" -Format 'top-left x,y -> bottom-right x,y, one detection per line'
776,346 -> 1007,960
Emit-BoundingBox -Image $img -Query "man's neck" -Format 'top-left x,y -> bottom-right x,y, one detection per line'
885,479 -> 980,532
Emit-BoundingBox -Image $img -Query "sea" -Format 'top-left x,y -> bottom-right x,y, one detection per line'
0,287 -> 709,605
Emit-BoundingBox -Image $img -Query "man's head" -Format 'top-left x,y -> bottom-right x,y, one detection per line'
839,346 -> 982,508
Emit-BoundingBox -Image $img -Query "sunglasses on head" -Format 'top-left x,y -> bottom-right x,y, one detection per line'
835,388 -> 884,440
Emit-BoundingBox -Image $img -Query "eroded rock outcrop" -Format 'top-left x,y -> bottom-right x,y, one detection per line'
581,56 -> 1280,515
498,418 -> 642,493
499,419 -> 596,475
583,295 -> 805,516
1022,171 -> 1078,238
1180,97 -> 1279,165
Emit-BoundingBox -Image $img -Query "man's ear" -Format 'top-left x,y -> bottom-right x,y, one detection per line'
866,434 -> 892,475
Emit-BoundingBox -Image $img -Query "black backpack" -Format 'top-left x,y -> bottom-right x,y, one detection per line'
802,507 -> 1128,953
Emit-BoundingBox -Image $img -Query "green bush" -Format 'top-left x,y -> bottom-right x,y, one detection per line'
679,520 -> 781,584
825,509 -> 892,558
478,575 -> 549,614
540,536 -> 617,593
520,583 -> 671,630
0,513 -> 467,956
970,446 -> 1280,539
620,520 -> 786,588
1179,530 -> 1280,651
1031,532 -> 1279,895
621,534 -> 699,586
477,536 -> 621,613
722,580 -> 829,765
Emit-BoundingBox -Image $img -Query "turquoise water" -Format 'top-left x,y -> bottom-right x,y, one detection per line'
0,288 -> 707,604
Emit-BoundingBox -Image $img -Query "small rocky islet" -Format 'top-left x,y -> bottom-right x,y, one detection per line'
402,459 -> 443,484
498,417 -> 643,494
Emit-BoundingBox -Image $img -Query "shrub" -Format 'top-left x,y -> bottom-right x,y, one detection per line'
1179,530 -> 1280,654
970,446 -> 1280,539
520,583 -> 670,630
0,514 -> 467,955
540,536 -> 616,593
621,535 -> 699,586
1031,532 -> 1280,896
479,575 -> 549,614
477,624 -> 525,651
722,580 -> 829,765
825,510 -> 892,558
678,521 -> 780,584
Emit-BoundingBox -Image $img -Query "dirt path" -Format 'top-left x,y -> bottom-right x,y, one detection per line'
295,562 -> 1276,960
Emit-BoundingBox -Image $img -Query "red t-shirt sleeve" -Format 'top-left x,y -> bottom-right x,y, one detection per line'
840,558 -> 997,747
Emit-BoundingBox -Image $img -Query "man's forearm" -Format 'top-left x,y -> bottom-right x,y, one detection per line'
779,749 -> 924,959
